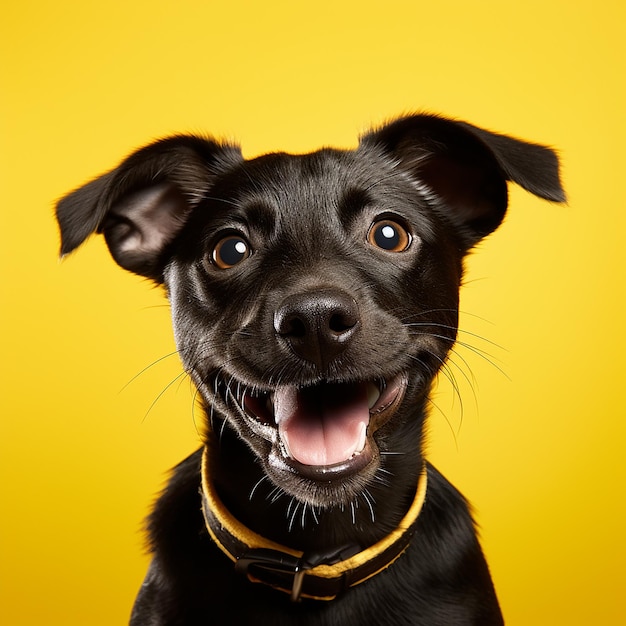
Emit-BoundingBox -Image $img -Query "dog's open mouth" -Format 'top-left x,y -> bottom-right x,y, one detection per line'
228,375 -> 407,479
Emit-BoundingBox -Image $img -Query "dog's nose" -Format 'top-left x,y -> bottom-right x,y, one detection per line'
274,290 -> 359,369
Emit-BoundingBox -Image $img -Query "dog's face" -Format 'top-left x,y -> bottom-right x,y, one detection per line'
56,115 -> 564,510
165,148 -> 462,507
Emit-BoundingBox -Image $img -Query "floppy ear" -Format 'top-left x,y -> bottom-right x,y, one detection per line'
56,136 -> 243,281
361,114 -> 565,248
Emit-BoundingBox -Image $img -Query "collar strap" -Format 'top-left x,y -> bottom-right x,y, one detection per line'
201,448 -> 427,601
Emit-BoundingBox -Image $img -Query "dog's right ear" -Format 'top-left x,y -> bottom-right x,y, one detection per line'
56,136 -> 243,282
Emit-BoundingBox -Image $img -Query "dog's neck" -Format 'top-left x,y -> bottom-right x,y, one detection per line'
206,415 -> 426,554
201,439 -> 428,601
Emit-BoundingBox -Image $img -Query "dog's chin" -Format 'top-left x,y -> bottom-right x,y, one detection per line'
212,373 -> 408,508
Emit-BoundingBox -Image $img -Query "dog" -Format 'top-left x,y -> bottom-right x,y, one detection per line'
56,113 -> 564,625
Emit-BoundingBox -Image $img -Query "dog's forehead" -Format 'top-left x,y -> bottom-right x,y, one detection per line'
241,149 -> 377,208
210,147 -> 435,237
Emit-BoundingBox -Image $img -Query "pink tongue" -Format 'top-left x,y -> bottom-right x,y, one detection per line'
274,383 -> 370,466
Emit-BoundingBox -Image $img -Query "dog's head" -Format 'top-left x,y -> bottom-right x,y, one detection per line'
57,114 -> 564,509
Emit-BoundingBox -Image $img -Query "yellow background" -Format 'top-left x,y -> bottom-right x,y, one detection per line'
1,1 -> 624,624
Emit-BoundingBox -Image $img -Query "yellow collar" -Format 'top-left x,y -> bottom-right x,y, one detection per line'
200,447 -> 428,602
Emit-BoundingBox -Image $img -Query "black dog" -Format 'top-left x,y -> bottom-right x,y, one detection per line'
56,114 -> 564,625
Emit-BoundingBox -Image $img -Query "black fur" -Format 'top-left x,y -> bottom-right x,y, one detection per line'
56,114 -> 565,625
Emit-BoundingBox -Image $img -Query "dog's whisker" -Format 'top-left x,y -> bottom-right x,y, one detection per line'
301,502 -> 308,530
207,398 -> 217,432
426,396 -> 460,450
411,350 -> 467,422
119,350 -> 182,393
287,498 -> 300,532
413,349 -> 464,400
218,410 -> 229,443
269,486 -> 285,504
445,345 -> 479,381
249,476 -> 268,501
403,321 -> 505,352
413,336 -> 499,415
445,352 -> 482,416
362,489 -> 376,524
141,370 -> 188,423
397,342 -> 468,426
440,361 -> 469,420
371,471 -> 392,488
440,366 -> 467,428
453,341 -> 510,380
224,374 -> 237,403
405,307 -> 496,323
190,385 -> 205,437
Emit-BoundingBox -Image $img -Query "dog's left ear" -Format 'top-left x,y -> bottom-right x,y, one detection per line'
56,136 -> 243,282
361,114 -> 566,247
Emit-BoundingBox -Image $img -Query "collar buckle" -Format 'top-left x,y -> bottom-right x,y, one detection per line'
235,543 -> 362,602
234,548 -> 308,602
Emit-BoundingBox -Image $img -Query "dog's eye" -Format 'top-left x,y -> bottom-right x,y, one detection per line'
212,235 -> 251,269
367,219 -> 412,252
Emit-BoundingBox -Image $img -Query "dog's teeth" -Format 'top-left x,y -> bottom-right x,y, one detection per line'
367,383 -> 381,410
280,432 -> 293,459
356,422 -> 367,455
